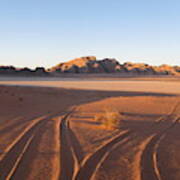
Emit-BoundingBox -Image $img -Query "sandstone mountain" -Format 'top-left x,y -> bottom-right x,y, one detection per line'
49,56 -> 124,73
49,56 -> 180,75
0,56 -> 180,76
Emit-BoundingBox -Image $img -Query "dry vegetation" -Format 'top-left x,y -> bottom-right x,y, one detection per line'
95,108 -> 122,129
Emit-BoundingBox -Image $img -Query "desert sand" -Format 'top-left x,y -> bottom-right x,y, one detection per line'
0,78 -> 180,180
0,77 -> 180,95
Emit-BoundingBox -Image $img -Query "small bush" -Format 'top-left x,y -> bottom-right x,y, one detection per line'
95,109 -> 121,129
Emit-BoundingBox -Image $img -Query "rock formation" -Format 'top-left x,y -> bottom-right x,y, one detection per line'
0,66 -> 48,76
49,56 -> 124,73
0,56 -> 180,76
49,56 -> 180,75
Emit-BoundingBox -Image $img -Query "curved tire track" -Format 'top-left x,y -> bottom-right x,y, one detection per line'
59,108 -> 83,180
0,116 -> 47,179
73,130 -> 132,180
59,108 -> 132,180
59,103 -> 180,180
73,104 -> 180,180
0,112 -> 62,179
140,115 -> 180,180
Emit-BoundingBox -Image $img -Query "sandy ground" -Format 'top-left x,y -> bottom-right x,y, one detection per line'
0,77 -> 180,95
0,79 -> 180,180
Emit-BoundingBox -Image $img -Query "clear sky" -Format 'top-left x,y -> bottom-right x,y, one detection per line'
0,0 -> 180,68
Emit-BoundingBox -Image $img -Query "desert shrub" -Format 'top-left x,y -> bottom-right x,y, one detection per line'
95,109 -> 121,129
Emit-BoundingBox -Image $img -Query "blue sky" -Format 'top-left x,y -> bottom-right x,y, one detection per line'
0,0 -> 180,68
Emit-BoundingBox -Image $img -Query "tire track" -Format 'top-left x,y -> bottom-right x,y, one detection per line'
154,102 -> 179,124
59,107 -> 133,180
59,103 -> 180,180
0,114 -> 44,135
88,135 -> 132,180
59,108 -> 82,180
0,117 -> 46,179
5,133 -> 35,180
58,108 -> 131,180
73,104 -> 178,180
0,115 -> 47,158
73,130 -> 132,180
11,116 -> 62,180
0,112 -> 61,179
140,114 -> 180,180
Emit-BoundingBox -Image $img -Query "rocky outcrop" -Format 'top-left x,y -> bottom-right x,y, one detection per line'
49,56 -> 124,73
0,66 -> 48,76
0,56 -> 180,76
49,56 -> 180,75
50,56 -> 97,73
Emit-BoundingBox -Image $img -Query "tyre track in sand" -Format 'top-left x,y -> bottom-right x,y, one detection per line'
59,107 -> 133,180
0,112 -> 62,180
140,103 -> 180,180
59,107 -> 84,180
73,104 -> 180,180
73,130 -> 132,180
59,103 -> 180,180
154,102 -> 180,124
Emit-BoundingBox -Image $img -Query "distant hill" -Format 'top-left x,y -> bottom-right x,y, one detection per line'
0,66 -> 47,76
49,56 -> 180,75
0,56 -> 180,76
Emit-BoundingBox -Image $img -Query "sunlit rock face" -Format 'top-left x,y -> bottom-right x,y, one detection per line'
49,56 -> 180,75
50,56 -> 123,73
1,56 -> 180,75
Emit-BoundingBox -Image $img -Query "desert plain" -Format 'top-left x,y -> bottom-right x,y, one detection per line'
0,77 -> 180,180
